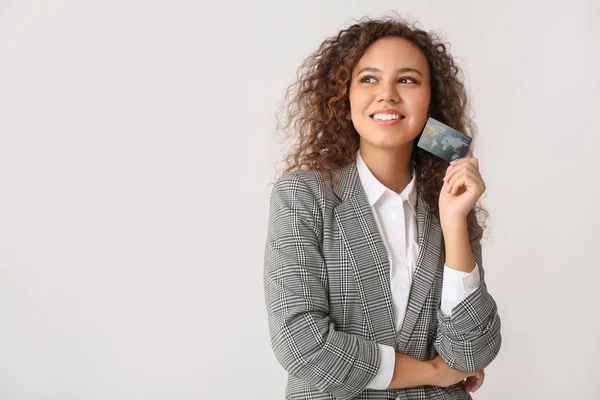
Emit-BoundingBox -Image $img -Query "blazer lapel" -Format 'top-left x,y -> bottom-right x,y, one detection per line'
333,162 -> 397,347
396,191 -> 443,352
331,161 -> 444,351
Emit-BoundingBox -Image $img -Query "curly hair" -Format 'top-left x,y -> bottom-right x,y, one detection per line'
274,13 -> 489,242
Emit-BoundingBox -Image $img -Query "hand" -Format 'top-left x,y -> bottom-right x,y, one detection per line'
464,370 -> 485,394
439,157 -> 486,220
429,355 -> 484,392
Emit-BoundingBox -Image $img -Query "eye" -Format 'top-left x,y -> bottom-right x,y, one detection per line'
399,76 -> 419,84
359,75 -> 419,84
360,75 -> 377,83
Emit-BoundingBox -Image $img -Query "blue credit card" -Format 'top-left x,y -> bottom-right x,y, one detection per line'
416,117 -> 472,162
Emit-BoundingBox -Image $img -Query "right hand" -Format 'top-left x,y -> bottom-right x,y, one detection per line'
429,355 -> 485,391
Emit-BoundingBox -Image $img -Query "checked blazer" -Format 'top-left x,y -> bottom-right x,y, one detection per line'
263,160 -> 502,400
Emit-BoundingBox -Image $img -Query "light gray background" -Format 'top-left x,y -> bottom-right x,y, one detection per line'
0,1 -> 598,399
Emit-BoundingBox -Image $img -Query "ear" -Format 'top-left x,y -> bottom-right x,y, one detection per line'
345,111 -> 352,121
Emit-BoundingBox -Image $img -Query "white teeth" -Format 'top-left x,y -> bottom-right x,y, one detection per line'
373,114 -> 402,120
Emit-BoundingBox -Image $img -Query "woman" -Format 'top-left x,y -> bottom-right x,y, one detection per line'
264,14 -> 501,400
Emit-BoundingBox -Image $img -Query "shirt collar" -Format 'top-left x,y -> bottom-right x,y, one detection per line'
355,149 -> 418,215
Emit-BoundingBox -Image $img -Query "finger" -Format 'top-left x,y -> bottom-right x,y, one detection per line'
450,157 -> 478,169
449,175 -> 470,195
464,379 -> 475,393
448,159 -> 479,180
470,371 -> 485,392
469,371 -> 485,393
447,172 -> 486,196
463,378 -> 472,393
442,164 -> 456,182
463,376 -> 476,393
446,168 -> 483,191
442,167 -> 454,183
443,162 -> 478,184
447,170 -> 468,193
447,171 -> 479,194
454,173 -> 485,195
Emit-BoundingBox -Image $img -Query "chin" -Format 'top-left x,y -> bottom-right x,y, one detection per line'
363,137 -> 413,151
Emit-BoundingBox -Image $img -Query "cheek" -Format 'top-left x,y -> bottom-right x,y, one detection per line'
349,89 -> 370,111
405,92 -> 431,115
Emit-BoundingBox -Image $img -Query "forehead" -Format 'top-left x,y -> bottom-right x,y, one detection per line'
354,37 -> 429,73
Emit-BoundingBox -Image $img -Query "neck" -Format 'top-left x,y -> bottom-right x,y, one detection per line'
359,142 -> 414,194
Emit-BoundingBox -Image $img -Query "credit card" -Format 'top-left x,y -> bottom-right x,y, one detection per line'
416,117 -> 472,162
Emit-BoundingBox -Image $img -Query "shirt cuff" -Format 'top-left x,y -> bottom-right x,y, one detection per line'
440,262 -> 481,316
366,343 -> 395,389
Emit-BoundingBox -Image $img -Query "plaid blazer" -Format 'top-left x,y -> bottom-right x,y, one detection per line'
263,161 -> 501,400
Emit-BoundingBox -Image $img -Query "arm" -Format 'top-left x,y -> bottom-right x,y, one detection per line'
264,174 -> 438,399
369,344 -> 437,390
264,174 -> 378,400
387,352 -> 436,389
440,263 -> 481,316
435,217 -> 502,372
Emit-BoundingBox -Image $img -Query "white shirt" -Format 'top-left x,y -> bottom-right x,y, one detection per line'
354,150 -> 481,390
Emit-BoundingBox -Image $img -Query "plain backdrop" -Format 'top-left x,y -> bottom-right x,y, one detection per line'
0,1 -> 599,399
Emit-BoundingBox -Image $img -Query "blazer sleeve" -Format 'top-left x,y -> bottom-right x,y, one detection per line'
264,173 -> 381,400
434,226 -> 502,372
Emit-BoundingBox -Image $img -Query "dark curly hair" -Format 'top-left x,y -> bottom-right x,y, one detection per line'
274,13 -> 489,242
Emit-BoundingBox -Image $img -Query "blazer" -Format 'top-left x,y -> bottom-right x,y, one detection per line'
263,160 -> 502,400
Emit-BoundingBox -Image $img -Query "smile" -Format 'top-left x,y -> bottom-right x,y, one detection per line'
370,115 -> 405,126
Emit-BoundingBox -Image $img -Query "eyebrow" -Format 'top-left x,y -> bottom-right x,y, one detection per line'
357,67 -> 423,77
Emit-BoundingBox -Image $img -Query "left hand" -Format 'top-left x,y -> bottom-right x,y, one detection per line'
439,157 -> 486,220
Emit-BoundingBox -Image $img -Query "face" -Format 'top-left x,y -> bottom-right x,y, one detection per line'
347,36 -> 431,153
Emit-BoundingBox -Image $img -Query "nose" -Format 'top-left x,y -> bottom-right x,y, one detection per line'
377,79 -> 400,103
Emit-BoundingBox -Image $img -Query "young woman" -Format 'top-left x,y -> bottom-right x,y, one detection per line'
264,15 -> 501,400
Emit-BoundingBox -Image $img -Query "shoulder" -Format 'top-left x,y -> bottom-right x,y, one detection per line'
270,169 -> 331,204
268,168 -> 341,228
268,170 -> 330,239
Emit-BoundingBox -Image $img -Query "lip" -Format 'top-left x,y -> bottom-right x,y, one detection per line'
371,116 -> 404,126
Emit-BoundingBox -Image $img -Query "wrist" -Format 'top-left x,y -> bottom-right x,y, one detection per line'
440,216 -> 467,235
388,353 -> 438,389
423,359 -> 439,386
